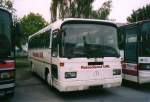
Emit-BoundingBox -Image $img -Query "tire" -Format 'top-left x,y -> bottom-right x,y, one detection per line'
6,90 -> 14,98
45,71 -> 52,86
7,92 -> 14,98
31,63 -> 34,73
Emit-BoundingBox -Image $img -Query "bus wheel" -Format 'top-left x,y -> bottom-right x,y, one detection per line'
7,92 -> 14,98
47,73 -> 52,86
45,69 -> 52,86
6,90 -> 14,98
31,63 -> 34,72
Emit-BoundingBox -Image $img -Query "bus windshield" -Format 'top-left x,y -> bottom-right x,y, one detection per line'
0,10 -> 12,57
61,23 -> 119,58
141,22 -> 150,56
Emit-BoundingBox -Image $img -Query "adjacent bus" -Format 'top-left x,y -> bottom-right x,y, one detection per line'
0,8 -> 15,96
28,18 -> 122,92
119,20 -> 150,84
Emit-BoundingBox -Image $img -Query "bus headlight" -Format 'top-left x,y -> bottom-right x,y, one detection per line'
65,72 -> 77,78
113,69 -> 121,75
140,64 -> 150,70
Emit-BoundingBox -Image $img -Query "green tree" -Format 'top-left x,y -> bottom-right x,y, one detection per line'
92,0 -> 112,19
20,13 -> 48,44
127,4 -> 150,22
13,21 -> 23,49
0,0 -> 15,12
50,0 -> 112,22
50,0 -> 58,22
66,0 -> 94,18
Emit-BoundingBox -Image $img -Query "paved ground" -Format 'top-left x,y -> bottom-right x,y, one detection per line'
1,58 -> 150,102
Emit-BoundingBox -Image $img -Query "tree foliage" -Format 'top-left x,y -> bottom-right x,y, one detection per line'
20,13 -> 48,44
50,0 -> 112,22
127,4 -> 150,22
0,0 -> 15,13
13,22 -> 23,49
91,0 -> 112,19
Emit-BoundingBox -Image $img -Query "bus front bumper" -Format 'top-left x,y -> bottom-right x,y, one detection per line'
54,77 -> 122,92
139,71 -> 150,84
0,83 -> 15,96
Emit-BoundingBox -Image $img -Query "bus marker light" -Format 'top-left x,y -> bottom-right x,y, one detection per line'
60,62 -> 64,67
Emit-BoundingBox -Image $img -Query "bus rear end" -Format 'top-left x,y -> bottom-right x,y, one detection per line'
51,19 -> 122,92
0,8 -> 15,96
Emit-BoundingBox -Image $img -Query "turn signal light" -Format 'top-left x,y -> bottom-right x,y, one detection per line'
60,62 -> 64,67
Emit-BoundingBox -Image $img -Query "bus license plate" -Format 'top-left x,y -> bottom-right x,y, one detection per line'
1,73 -> 10,79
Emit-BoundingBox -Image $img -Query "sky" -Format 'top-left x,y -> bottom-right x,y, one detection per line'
14,0 -> 150,23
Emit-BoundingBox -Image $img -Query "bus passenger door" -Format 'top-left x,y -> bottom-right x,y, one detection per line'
123,27 -> 138,82
51,30 -> 60,84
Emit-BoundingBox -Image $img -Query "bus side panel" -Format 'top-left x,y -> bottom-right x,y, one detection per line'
29,49 -> 52,80
122,63 -> 138,82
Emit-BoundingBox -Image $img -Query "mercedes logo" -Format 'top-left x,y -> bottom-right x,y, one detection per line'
93,71 -> 99,77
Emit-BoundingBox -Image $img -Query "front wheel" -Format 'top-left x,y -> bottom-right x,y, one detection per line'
31,62 -> 34,72
5,90 -> 15,98
45,72 -> 52,86
7,92 -> 14,98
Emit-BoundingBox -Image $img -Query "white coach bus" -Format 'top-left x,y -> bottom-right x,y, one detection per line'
119,20 -> 150,84
28,18 -> 122,92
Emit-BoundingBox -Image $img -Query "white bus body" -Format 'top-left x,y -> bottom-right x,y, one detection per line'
28,18 -> 122,92
119,20 -> 150,84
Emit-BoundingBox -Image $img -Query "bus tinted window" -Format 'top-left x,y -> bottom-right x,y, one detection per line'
0,10 -> 12,57
141,22 -> 150,56
28,30 -> 50,49
45,31 -> 50,48
142,22 -> 150,32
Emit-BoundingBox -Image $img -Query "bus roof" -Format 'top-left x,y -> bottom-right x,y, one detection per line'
119,20 -> 150,28
0,7 -> 11,14
29,18 -> 117,39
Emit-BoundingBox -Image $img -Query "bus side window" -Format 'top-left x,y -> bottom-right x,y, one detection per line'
52,31 -> 59,57
44,30 -> 51,48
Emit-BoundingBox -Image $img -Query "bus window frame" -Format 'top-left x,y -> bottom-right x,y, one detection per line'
51,29 -> 60,57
